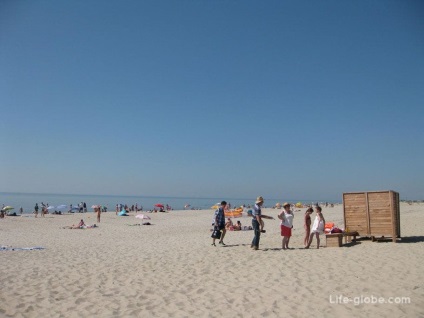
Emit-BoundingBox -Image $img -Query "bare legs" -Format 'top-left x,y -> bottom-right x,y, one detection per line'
219,228 -> 226,245
304,226 -> 310,246
305,232 -> 320,249
282,236 -> 290,249
212,228 -> 226,246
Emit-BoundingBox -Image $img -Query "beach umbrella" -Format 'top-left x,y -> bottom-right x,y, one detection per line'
91,205 -> 101,209
2,206 -> 14,211
47,206 -> 55,210
56,205 -> 67,210
154,204 -> 164,208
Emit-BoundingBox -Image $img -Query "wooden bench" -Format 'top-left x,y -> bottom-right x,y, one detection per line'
326,231 -> 359,247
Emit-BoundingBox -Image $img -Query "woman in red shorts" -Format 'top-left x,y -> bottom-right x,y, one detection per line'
278,202 -> 294,250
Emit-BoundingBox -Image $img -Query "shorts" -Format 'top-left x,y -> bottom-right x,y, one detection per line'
280,225 -> 292,237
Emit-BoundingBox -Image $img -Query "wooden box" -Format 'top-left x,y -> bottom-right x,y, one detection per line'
326,234 -> 343,247
343,191 -> 400,242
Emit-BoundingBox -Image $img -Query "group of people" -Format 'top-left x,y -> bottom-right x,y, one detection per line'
32,202 -> 90,217
115,204 -> 143,214
212,196 -> 326,250
69,202 -> 88,213
33,203 -> 49,217
225,218 -> 242,231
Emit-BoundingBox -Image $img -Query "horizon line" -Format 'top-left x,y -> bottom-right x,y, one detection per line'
0,191 -> 340,203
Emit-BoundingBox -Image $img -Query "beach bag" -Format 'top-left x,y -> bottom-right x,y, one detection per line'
211,227 -> 221,239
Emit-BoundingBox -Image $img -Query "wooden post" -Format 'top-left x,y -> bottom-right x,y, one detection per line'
365,192 -> 371,236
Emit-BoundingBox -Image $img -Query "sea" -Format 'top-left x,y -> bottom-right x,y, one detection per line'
0,192 -> 328,214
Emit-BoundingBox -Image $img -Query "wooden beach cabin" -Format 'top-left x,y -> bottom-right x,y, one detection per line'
343,190 -> 400,242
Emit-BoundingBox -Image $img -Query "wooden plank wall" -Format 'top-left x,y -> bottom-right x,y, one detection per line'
392,192 -> 400,238
343,191 -> 400,241
368,192 -> 392,236
343,193 -> 368,236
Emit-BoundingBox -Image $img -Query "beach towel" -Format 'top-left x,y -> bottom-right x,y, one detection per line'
325,222 -> 335,234
1,246 -> 45,251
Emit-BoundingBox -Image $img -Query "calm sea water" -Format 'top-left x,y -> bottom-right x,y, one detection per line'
0,192 -> 315,214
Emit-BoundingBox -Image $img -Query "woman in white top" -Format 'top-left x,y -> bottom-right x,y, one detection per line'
305,206 -> 325,249
278,202 -> 294,250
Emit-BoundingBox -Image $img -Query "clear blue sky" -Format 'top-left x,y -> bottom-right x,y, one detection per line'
1,1 -> 423,201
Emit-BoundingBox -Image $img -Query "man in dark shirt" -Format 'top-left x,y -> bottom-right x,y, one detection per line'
212,201 -> 227,246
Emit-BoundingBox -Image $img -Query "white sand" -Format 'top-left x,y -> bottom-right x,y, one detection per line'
1,203 -> 423,317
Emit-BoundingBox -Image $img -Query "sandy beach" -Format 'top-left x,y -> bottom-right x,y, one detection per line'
1,203 -> 423,317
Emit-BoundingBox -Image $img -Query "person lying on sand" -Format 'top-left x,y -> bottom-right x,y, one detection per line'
233,220 -> 242,231
61,219 -> 97,229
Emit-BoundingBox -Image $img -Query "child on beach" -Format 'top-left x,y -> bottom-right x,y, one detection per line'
304,207 -> 313,246
305,206 -> 325,249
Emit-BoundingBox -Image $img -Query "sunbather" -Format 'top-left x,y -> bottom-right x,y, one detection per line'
62,219 -> 86,229
233,220 -> 242,231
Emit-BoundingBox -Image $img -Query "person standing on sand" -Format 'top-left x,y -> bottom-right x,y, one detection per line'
278,202 -> 294,250
96,206 -> 101,223
212,201 -> 227,246
305,206 -> 325,249
251,196 -> 274,250
304,207 -> 313,246
40,203 -> 46,217
34,203 -> 39,216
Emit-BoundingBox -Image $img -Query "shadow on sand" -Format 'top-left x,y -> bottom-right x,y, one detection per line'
354,236 -> 424,244
397,236 -> 424,243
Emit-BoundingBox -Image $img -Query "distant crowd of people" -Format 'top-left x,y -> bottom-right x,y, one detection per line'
0,201 -> 178,219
